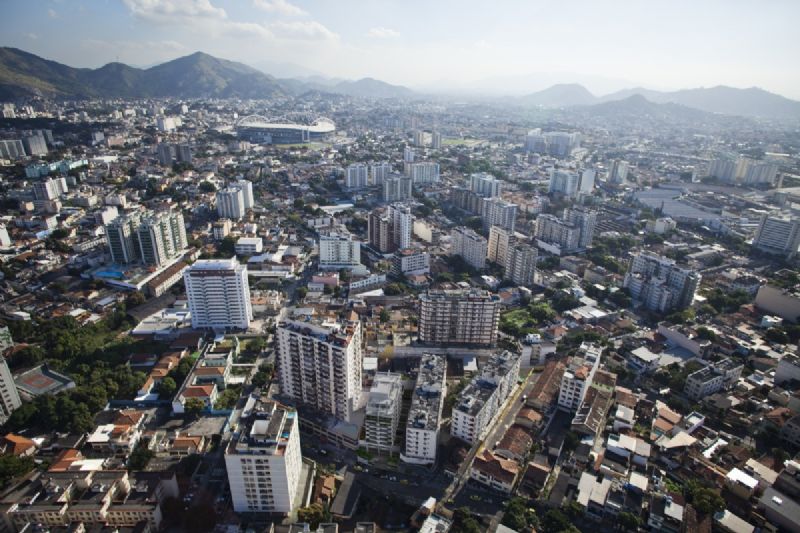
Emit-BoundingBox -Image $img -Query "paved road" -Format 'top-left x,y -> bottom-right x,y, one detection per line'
439,369 -> 539,511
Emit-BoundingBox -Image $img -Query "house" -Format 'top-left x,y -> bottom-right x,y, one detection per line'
494,424 -> 533,463
169,434 -> 205,456
470,450 -> 519,493
86,410 -> 146,456
647,494 -> 684,533
0,434 -> 37,457
725,468 -> 759,500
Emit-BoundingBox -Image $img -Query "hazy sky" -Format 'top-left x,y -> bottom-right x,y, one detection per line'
2,0 -> 799,98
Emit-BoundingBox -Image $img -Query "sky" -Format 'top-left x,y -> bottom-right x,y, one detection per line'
1,0 -> 799,98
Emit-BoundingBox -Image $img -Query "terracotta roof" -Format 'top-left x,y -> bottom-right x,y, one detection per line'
658,406 -> 682,425
115,410 -> 145,426
517,408 -> 543,424
183,384 -> 214,398
473,450 -> 519,484
195,366 -> 225,375
497,425 -> 533,458
765,407 -> 793,428
2,433 -> 36,455
173,435 -> 203,450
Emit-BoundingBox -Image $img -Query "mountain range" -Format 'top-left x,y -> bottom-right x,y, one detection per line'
1,47 -> 799,119
0,47 -> 413,101
520,82 -> 800,119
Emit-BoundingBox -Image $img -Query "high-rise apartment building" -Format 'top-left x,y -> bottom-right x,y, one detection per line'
235,179 -> 255,210
481,197 -> 518,233
0,356 -> 22,424
364,373 -> 403,454
534,214 -> 580,255
319,229 -> 362,270
405,162 -> 440,184
106,213 -> 142,264
370,162 -> 391,186
707,157 -> 737,182
22,134 -> 48,156
470,173 -> 503,198
752,214 -> 800,258
382,176 -> 413,203
136,211 -> 187,268
157,143 -> 174,166
563,207 -> 597,248
403,354 -> 446,465
431,132 -> 442,150
175,143 -> 192,164
346,163 -> 369,189
32,177 -> 67,201
217,187 -> 246,220
225,398 -> 302,513
184,258 -> 252,330
607,160 -> 629,184
549,169 -> 580,196
369,204 -> 412,253
450,226 -> 488,270
623,252 -> 701,313
418,289 -> 500,346
504,243 -> 538,287
487,226 -> 513,265
0,139 -> 26,159
276,310 -> 363,422
452,351 -> 521,444
403,146 -> 415,163
742,161 -> 779,186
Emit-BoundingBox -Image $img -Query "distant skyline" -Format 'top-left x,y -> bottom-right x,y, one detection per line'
1,0 -> 798,99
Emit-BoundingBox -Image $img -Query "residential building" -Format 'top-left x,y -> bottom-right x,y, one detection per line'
106,213 -> 142,264
213,218 -> 233,240
319,229 -> 362,271
647,495 -> 684,532
487,225 -> 513,265
136,211 -> 187,268
549,169 -> 580,196
276,310 -> 363,422
450,226 -> 488,270
368,204 -> 412,253
451,351 -> 520,444
403,354 -> 446,464
0,356 -> 21,424
184,258 -> 253,331
217,187 -> 246,220
405,162 -> 440,184
563,207 -> 597,248
226,398 -> 302,514
752,214 -> 800,259
235,237 -> 264,256
175,143 -> 192,164
430,132 -> 442,150
470,173 -> 502,198
418,288 -> 500,346
535,214 -> 580,255
558,343 -> 603,412
607,160 -> 629,184
470,450 -> 519,493
684,358 -> 743,400
776,354 -> 800,386
505,243 -> 538,287
235,179 -> 255,209
392,248 -> 430,276
22,134 -> 48,156
157,143 -> 173,166
32,177 -> 67,201
369,162 -> 391,186
382,176 -> 413,202
364,373 -> 403,454
0,139 -> 25,159
481,197 -> 518,233
346,163 -> 369,189
624,252 -> 701,313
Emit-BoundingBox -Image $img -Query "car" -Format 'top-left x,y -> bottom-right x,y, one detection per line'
469,494 -> 481,501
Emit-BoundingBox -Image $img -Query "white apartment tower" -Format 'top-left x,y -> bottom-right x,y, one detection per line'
136,211 -> 187,268
370,162 -> 391,186
752,214 -> 800,259
608,160 -> 629,184
481,197 -> 518,233
365,372 -> 403,454
276,310 -> 363,422
382,176 -> 413,203
346,163 -> 369,189
623,252 -> 701,313
505,243 -> 538,287
403,354 -> 446,464
0,356 -> 22,424
106,213 -> 142,264
450,226 -> 488,270
563,207 -> 597,249
235,179 -> 255,209
184,258 -> 253,331
487,226 -> 513,265
217,187 -> 246,220
319,229 -> 362,270
225,398 -> 302,513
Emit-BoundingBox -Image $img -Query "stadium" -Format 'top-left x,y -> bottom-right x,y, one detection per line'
236,115 -> 336,144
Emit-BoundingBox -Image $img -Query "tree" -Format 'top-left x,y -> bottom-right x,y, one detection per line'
384,284 -> 403,296
296,287 -> 308,300
452,507 -> 482,533
0,454 -> 34,486
617,511 -> 641,531
199,181 -> 216,193
379,309 -> 390,323
156,377 -> 177,398
502,497 -> 531,531
541,509 -> 578,533
297,503 -> 330,528
246,337 -> 267,353
685,480 -> 725,515
128,443 -> 155,470
217,236 -> 236,257
766,327 -> 789,344
184,398 -> 205,418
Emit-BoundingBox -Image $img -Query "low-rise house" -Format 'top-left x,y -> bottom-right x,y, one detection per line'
470,450 -> 519,493
494,424 -> 533,463
0,433 -> 37,457
647,494 -> 684,533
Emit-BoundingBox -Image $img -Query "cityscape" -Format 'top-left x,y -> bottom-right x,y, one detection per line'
0,1 -> 800,533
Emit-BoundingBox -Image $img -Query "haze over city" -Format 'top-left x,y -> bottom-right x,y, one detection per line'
0,0 -> 799,97
2,2 -> 800,533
